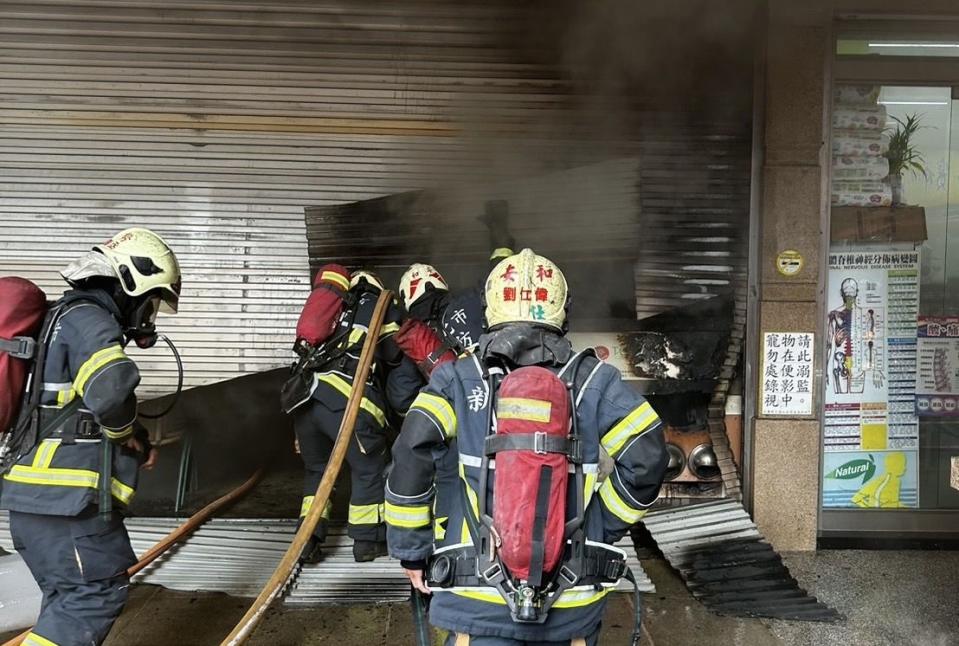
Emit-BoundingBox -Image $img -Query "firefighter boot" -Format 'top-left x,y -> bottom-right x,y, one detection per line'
299,535 -> 325,564
352,539 -> 388,562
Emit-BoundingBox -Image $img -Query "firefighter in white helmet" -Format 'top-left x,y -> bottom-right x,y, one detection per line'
2,228 -> 181,646
386,249 -> 668,645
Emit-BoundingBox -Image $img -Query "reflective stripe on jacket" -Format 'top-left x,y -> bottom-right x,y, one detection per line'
1,289 -> 141,516
307,290 -> 407,428
385,346 -> 668,641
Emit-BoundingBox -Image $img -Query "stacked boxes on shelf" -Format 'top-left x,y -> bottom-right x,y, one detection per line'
831,84 -> 892,207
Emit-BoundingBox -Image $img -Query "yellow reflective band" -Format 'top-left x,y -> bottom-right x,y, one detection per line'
32,440 -> 59,469
300,495 -> 332,519
74,345 -> 128,396
598,479 -> 646,525
4,466 -> 135,505
553,586 -> 612,608
384,501 -> 431,529
348,502 -> 384,525
458,464 -> 481,542
490,247 -> 514,261
584,471 -> 598,509
497,397 -> 552,423
111,478 -> 135,505
56,387 -> 76,406
23,632 -> 59,646
320,270 -> 350,291
380,321 -> 400,337
434,516 -> 448,541
103,426 -> 133,441
348,328 -> 366,345
410,392 -> 457,438
601,402 -> 658,456
451,585 -> 610,608
315,373 -> 386,427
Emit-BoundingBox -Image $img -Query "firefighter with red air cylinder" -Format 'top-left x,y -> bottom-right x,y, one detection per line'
283,265 -> 411,564
385,249 -> 669,645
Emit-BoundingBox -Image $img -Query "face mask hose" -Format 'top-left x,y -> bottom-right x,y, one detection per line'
138,333 -> 183,419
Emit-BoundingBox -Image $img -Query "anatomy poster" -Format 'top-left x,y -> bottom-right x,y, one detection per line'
824,250 -> 919,452
822,450 -> 919,509
916,317 -> 959,417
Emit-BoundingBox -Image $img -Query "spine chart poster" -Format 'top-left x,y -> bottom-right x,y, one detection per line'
823,250 -> 920,508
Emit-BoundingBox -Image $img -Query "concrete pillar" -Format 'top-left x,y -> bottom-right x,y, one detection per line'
751,1 -> 832,551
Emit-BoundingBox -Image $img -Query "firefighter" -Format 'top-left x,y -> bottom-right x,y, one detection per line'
292,269 -> 407,563
385,249 -> 668,645
0,228 -> 181,646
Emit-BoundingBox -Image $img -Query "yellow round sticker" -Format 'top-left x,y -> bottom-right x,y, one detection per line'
776,249 -> 804,277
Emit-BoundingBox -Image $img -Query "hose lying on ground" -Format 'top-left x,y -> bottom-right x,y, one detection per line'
221,289 -> 393,646
2,467 -> 264,646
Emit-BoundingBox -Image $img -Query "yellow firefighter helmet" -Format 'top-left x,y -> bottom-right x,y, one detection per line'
350,270 -> 385,291
484,248 -> 567,331
94,228 -> 182,313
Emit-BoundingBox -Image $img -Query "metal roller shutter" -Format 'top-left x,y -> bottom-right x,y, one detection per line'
0,0 -> 577,397
0,1 -> 753,398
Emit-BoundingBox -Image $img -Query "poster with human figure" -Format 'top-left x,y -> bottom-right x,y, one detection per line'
825,276 -> 886,400
823,250 -> 919,454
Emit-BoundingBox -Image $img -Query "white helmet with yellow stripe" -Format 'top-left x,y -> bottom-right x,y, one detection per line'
350,270 -> 385,292
399,263 -> 448,311
94,228 -> 182,313
484,248 -> 568,331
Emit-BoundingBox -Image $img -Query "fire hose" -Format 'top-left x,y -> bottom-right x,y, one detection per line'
2,468 -> 264,646
221,289 -> 392,646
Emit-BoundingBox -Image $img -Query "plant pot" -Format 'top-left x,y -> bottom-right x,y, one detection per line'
889,173 -> 905,205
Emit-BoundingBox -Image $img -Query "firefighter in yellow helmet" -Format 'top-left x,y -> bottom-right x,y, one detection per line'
2,228 -> 181,646
386,248 -> 668,645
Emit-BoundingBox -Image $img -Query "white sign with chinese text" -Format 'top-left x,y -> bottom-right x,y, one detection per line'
761,332 -> 815,416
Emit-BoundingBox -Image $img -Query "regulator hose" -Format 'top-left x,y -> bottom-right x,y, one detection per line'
138,334 -> 183,419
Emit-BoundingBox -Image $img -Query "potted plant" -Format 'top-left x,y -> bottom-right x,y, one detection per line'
885,113 -> 928,205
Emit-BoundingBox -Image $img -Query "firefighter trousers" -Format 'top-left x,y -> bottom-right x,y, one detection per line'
293,398 -> 387,542
10,508 -> 136,646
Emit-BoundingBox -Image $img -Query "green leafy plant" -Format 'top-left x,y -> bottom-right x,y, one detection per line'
885,113 -> 928,179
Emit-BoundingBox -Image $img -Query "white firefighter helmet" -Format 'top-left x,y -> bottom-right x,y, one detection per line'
93,228 -> 182,313
350,270 -> 384,291
484,248 -> 567,331
399,263 -> 448,310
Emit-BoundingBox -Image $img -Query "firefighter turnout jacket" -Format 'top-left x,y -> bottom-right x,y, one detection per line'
1,289 -> 144,516
385,327 -> 668,641
306,289 -> 406,426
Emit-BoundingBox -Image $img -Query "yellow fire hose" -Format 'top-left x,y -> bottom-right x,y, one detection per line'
3,467 -> 264,646
221,289 -> 393,646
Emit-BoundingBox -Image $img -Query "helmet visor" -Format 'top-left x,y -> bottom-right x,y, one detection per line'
159,278 -> 181,314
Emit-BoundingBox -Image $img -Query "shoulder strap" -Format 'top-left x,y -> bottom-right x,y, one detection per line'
1,300 -> 88,473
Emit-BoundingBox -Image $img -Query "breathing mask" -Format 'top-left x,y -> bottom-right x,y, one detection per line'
125,292 -> 162,348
